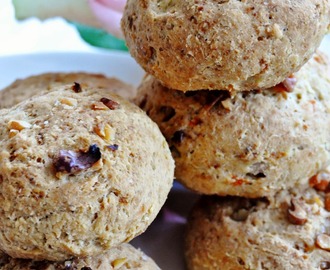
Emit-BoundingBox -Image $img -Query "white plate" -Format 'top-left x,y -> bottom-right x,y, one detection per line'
0,51 -> 145,89
0,50 -> 196,270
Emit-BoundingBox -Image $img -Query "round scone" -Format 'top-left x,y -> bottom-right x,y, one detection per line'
0,83 -> 174,261
0,243 -> 160,270
0,72 -> 136,109
134,52 -> 330,197
122,0 -> 330,91
185,183 -> 330,270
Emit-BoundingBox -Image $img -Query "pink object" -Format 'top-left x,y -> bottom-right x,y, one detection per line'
88,0 -> 126,39
162,208 -> 187,225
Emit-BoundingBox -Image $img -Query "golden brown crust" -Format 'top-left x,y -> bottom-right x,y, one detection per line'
0,82 -> 174,261
122,0 -> 330,91
135,52 -> 330,197
185,186 -> 330,270
0,72 -> 136,109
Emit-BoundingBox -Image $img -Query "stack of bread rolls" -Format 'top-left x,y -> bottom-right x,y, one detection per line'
0,73 -> 175,269
121,0 -> 330,269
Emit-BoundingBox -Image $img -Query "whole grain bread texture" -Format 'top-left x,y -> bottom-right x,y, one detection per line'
0,72 -> 136,109
122,0 -> 330,91
134,52 -> 330,197
0,83 -> 174,261
185,181 -> 330,270
0,243 -> 160,270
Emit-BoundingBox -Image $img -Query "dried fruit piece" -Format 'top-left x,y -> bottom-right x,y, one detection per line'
316,234 -> 330,251
100,97 -> 120,110
91,102 -> 108,110
59,97 -> 77,107
94,124 -> 115,142
54,144 -> 101,175
94,125 -> 104,138
287,198 -> 307,225
111,257 -> 127,269
8,129 -> 19,138
221,98 -> 233,111
8,120 -> 31,131
309,171 -> 330,191
103,124 -> 114,142
71,82 -> 82,93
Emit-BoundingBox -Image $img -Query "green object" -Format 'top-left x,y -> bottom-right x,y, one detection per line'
71,21 -> 128,52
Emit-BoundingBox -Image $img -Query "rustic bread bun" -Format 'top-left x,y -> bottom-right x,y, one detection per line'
0,243 -> 160,269
0,72 -> 136,109
0,82 -> 174,261
135,52 -> 330,197
185,183 -> 330,270
122,0 -> 330,91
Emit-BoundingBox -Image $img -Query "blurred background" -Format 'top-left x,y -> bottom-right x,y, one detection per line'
0,0 -> 330,56
1,0 -> 329,56
0,0 -> 107,55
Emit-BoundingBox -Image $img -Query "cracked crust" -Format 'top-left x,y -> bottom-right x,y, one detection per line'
122,0 -> 330,91
0,243 -> 160,270
0,83 -> 174,261
0,72 -> 136,109
134,52 -> 330,197
185,186 -> 330,270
